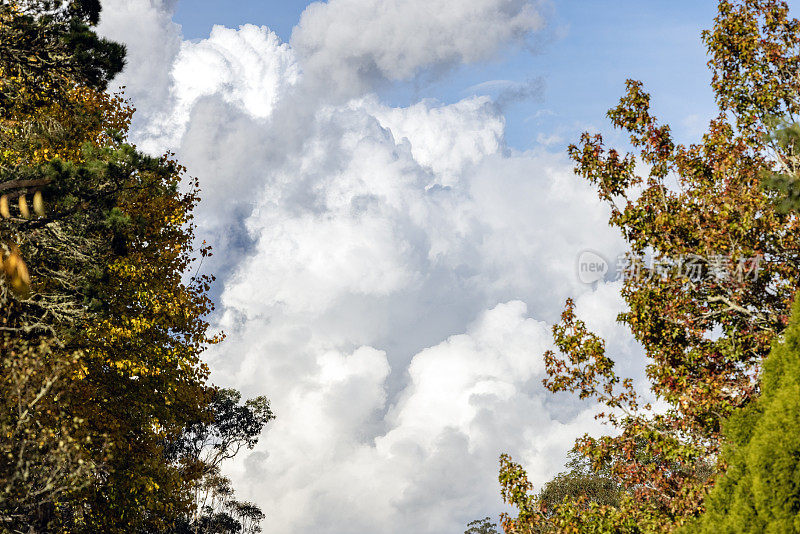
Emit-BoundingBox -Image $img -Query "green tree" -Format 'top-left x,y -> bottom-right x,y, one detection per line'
466,517 -> 500,534
762,120 -> 800,212
168,388 -> 274,534
685,300 -> 800,531
499,452 -> 625,534
536,452 -> 621,519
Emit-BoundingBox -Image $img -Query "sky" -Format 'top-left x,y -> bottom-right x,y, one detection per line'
171,0 -> 721,151
93,1 -> 772,532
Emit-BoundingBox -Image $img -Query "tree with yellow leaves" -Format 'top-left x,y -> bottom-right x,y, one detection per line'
0,2 -> 268,532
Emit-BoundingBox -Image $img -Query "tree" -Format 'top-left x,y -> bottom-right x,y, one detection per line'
465,517 -> 501,534
0,2 -> 137,529
536,452 -> 621,518
0,337 -> 97,533
0,2 -> 270,531
761,120 -> 800,212
0,0 -> 125,110
500,0 -> 800,531
684,258 -> 800,530
168,388 -> 274,534
499,451 -> 625,534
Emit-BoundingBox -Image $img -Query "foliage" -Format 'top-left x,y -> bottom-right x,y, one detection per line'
684,297 -> 800,532
0,1 -> 270,532
186,478 -> 266,534
499,452 -> 624,534
173,389 -> 274,470
536,452 -> 621,517
0,0 -> 125,117
59,147 -> 219,532
500,0 -> 800,531
761,119 -> 800,212
168,388 -> 274,534
0,337 -> 96,533
465,517 -> 501,534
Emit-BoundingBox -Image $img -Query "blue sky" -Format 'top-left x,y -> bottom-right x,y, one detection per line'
174,0 -> 721,150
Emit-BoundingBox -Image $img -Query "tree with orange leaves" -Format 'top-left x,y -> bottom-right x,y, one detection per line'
500,1 -> 800,532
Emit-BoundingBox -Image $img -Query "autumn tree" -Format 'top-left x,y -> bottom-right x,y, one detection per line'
501,0 -> 800,531
0,2 -> 270,532
0,337 -> 97,533
685,116 -> 800,534
0,1 -> 132,529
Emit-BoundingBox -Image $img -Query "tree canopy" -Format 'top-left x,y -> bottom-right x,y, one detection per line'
500,1 -> 800,532
0,2 -> 270,532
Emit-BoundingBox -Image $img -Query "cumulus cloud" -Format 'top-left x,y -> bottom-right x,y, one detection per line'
291,0 -> 546,95
220,302 -> 612,533
97,0 -> 647,532
96,0 -> 182,131
199,93 -> 635,531
146,24 -> 299,152
366,96 -> 505,186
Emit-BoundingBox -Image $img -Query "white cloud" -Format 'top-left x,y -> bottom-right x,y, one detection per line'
536,132 -> 564,146
98,0 -> 647,532
178,26 -> 298,117
222,302 -> 611,533
148,24 -> 300,151
96,0 -> 182,132
291,0 -> 546,96
201,93 -> 634,531
367,96 -> 505,186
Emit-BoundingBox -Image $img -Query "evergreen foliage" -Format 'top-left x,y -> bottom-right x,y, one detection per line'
687,298 -> 800,532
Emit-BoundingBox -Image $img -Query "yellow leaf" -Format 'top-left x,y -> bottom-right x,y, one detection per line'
33,191 -> 45,216
18,194 -> 29,219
